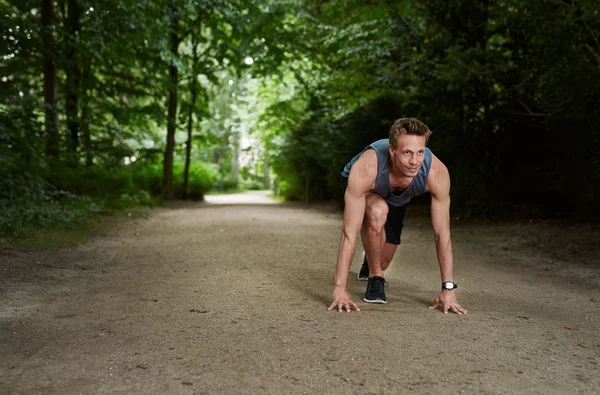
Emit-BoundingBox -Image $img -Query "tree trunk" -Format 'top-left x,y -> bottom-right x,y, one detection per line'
81,58 -> 93,166
231,131 -> 240,181
183,85 -> 197,198
65,0 -> 81,160
305,173 -> 309,209
263,157 -> 270,189
162,10 -> 181,200
42,0 -> 60,158
183,33 -> 200,198
479,0 -> 492,200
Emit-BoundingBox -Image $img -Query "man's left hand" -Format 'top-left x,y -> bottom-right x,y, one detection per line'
429,290 -> 468,315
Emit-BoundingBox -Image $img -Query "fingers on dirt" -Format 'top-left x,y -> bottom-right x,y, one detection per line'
455,306 -> 468,315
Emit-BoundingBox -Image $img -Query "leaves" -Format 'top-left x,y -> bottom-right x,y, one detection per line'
1,0 -> 598,215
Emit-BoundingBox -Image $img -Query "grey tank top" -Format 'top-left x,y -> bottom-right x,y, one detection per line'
341,139 -> 433,207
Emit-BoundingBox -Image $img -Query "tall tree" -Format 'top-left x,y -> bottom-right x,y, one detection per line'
183,27 -> 200,197
162,1 -> 183,200
42,0 -> 60,158
64,0 -> 82,157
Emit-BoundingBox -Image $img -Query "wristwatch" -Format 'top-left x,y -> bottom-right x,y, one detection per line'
442,281 -> 458,290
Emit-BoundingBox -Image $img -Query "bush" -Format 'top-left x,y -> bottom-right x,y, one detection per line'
0,196 -> 100,237
214,175 -> 239,191
173,162 -> 218,200
242,178 -> 266,191
277,180 -> 304,201
103,190 -> 155,210
131,163 -> 163,196
45,163 -> 134,197
43,161 -> 217,201
0,160 -> 165,239
0,158 -> 219,239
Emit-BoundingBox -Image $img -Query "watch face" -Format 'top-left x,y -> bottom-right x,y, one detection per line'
443,282 -> 454,289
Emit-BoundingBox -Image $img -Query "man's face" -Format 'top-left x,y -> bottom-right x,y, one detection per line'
389,134 -> 427,177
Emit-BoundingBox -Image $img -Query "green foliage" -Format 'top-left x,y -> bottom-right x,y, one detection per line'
130,163 -> 164,196
264,0 -> 600,217
214,175 -> 240,192
0,155 -> 47,202
270,95 -> 404,202
2,0 -> 599,227
276,179 -> 303,201
172,162 -> 218,200
0,161 -> 162,239
46,164 -> 131,197
241,178 -> 266,191
43,160 -> 218,202
0,197 -> 99,238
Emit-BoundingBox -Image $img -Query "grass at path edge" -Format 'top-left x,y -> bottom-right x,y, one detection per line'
0,206 -> 155,250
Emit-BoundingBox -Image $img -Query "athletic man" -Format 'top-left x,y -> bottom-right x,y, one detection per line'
328,117 -> 467,315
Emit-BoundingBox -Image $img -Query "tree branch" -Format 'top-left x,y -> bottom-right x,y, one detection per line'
550,0 -> 574,7
583,21 -> 600,52
497,110 -> 549,117
515,98 -> 535,114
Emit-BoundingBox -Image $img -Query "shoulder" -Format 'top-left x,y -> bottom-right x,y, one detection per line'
372,138 -> 390,148
348,149 -> 377,193
426,153 -> 450,197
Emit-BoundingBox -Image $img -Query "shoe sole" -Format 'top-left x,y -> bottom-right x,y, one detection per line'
363,298 -> 387,304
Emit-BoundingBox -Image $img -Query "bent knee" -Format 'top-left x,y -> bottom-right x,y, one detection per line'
364,194 -> 388,229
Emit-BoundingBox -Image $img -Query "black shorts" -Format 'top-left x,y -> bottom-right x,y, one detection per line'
341,176 -> 406,245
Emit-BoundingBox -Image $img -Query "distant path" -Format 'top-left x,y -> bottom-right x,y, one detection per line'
0,192 -> 598,394
204,190 -> 279,205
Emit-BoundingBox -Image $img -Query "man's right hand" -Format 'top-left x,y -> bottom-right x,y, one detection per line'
328,286 -> 360,312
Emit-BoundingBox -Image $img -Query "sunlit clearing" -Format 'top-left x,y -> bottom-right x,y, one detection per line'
244,56 -> 254,65
228,80 -> 233,85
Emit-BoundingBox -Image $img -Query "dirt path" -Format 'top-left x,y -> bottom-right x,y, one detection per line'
1,192 -> 599,394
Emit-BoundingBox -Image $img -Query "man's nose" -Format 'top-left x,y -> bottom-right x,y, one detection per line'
409,154 -> 417,165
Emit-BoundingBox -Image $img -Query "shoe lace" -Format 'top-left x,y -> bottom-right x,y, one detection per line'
369,277 -> 389,293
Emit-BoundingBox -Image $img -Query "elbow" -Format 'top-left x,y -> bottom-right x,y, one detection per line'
433,231 -> 451,246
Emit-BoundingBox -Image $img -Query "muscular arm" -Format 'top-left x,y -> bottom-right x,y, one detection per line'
328,150 -> 377,312
428,157 -> 454,282
427,155 -> 468,315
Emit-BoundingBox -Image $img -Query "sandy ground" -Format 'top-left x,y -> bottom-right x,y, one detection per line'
1,190 -> 599,395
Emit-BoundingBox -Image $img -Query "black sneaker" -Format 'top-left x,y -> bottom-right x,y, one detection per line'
363,276 -> 388,304
357,251 -> 369,281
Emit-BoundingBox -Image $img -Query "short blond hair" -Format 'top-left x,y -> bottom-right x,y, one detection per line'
389,118 -> 432,147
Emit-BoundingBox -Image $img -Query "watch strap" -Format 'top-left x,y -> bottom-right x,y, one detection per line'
442,281 -> 457,290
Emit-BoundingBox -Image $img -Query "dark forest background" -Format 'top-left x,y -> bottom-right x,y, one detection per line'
2,0 -> 599,239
